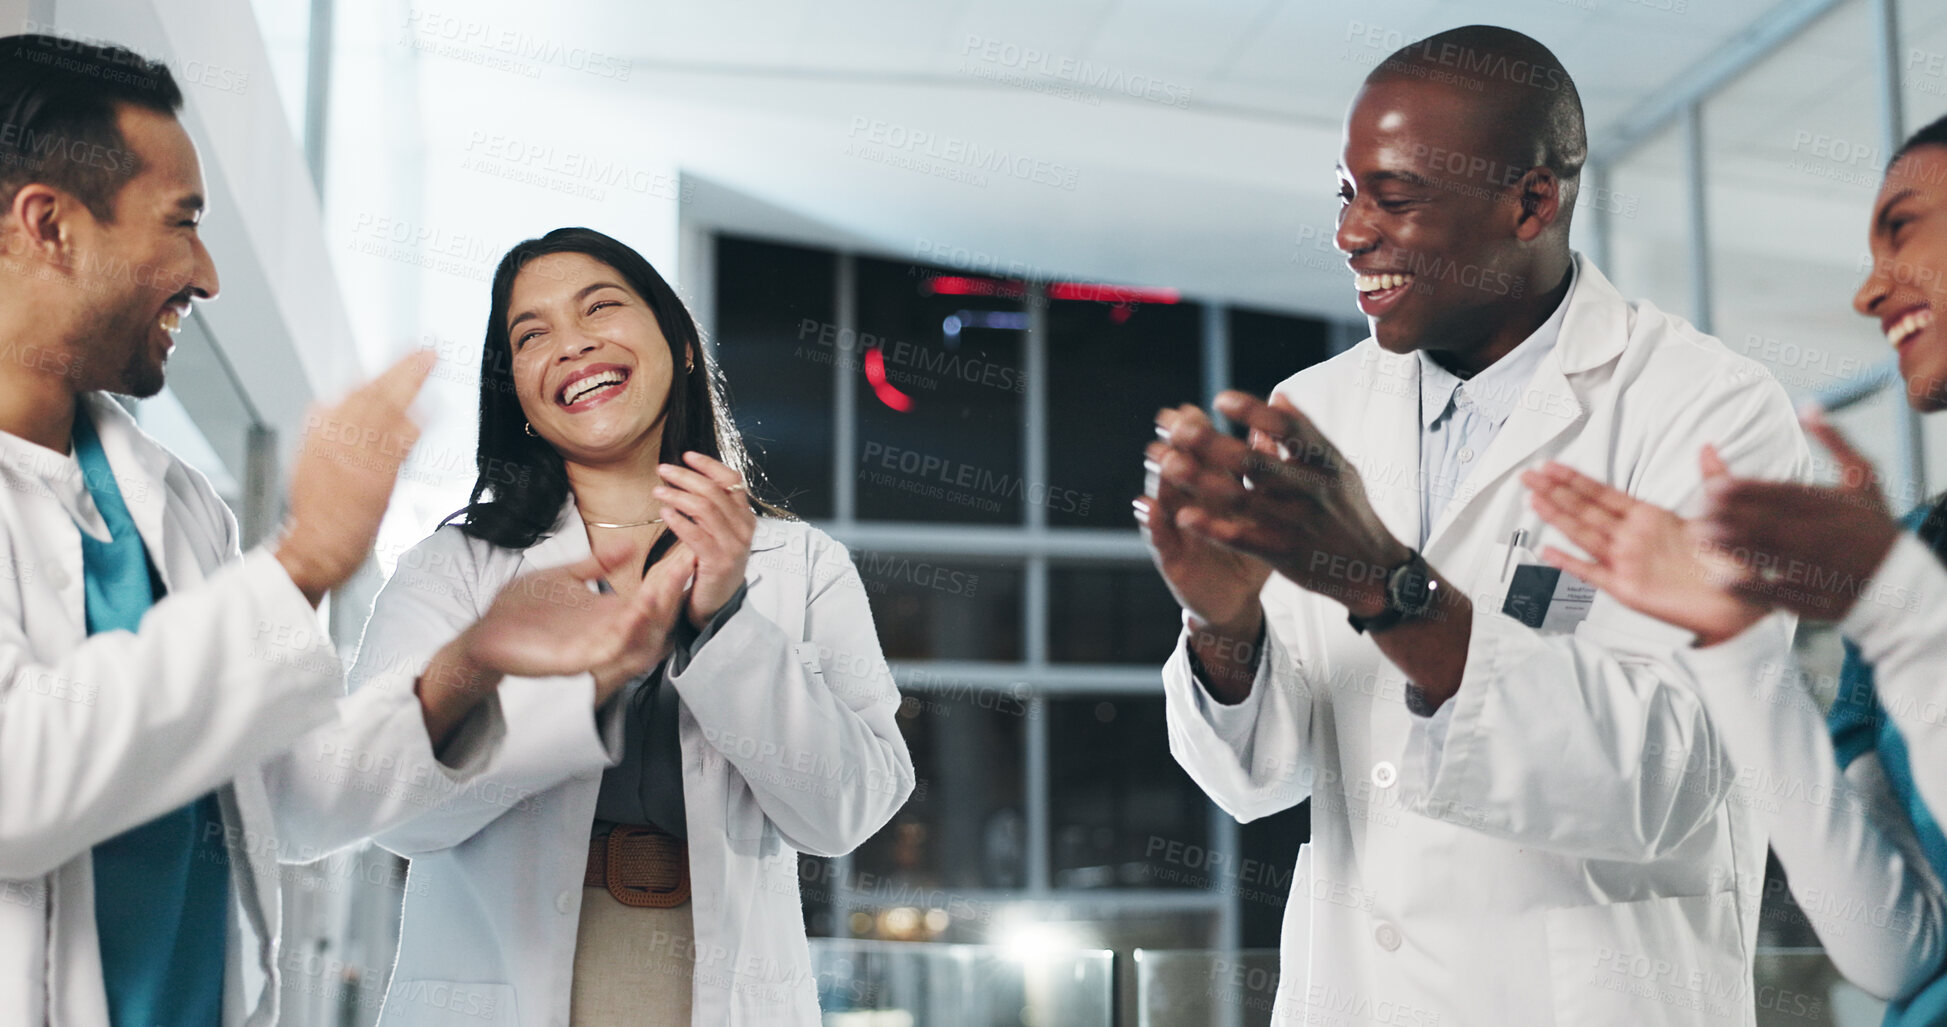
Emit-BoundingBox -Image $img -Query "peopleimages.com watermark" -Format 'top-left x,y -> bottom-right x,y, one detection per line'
845,117 -> 1080,192
957,35 -> 1193,109
794,319 -> 1027,395
14,22 -> 251,95
399,9 -> 632,81
345,212 -> 497,283
458,130 -> 683,205
857,441 -> 1091,517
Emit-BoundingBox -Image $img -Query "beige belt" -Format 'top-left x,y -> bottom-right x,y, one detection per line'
584,824 -> 690,909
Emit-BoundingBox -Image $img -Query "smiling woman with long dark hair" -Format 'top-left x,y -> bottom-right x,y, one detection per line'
325,227 -> 914,1026
456,228 -> 776,550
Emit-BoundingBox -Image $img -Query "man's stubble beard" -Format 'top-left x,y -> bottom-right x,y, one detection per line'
68,297 -> 165,400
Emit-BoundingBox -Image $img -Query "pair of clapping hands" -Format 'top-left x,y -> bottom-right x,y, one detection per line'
1522,408 -> 1901,646
426,448 -> 755,744
1139,387 -> 1900,651
1137,391 -> 1409,634
280,352 -> 754,750
446,449 -> 755,705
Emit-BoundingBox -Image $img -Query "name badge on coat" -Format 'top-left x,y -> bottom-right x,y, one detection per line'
1494,530 -> 1597,634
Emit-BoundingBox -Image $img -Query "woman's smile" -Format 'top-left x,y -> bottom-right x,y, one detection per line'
556,363 -> 633,412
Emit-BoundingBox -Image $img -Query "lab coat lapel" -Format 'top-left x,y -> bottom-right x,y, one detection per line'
1344,346 -> 1424,552
1422,255 -> 1624,555
1421,355 -> 1581,554
521,497 -> 594,575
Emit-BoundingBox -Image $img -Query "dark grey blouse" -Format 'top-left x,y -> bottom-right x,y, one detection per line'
590,583 -> 748,839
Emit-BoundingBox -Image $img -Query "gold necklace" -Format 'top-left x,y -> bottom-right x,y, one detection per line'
583,516 -> 664,529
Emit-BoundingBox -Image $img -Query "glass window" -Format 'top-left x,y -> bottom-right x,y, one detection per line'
859,554 -> 1023,662
1049,697 -> 1210,890
1701,0 -> 1886,404
1603,124 -> 1691,352
245,0 -> 312,151
1901,0 -> 1947,132
853,258 -> 1027,524
1046,296 -> 1203,528
849,692 -> 1030,894
714,236 -> 837,519
1229,307 -> 1332,401
1048,563 -> 1181,665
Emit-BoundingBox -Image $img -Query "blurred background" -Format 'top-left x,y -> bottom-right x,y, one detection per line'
6,0 -> 1945,1023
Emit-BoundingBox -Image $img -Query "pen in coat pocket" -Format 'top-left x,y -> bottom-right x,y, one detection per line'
1502,528 -> 1526,579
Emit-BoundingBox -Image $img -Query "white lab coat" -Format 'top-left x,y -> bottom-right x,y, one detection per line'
348,503 -> 914,1026
0,393 -> 499,1027
1163,256 -> 1811,1026
1677,620 -> 1947,1002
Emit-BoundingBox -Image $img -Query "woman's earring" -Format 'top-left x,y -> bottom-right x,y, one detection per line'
524,422 -> 537,437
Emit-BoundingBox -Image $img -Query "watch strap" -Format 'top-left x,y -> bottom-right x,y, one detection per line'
1347,604 -> 1408,635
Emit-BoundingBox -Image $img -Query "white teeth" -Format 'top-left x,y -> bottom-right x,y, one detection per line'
562,369 -> 626,405
1888,308 -> 1935,348
158,309 -> 183,334
1354,272 -> 1413,294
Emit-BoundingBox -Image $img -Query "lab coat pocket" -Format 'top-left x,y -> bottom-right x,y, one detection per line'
383,979 -> 519,1026
1543,893 -> 1746,1026
1491,541 -> 1598,636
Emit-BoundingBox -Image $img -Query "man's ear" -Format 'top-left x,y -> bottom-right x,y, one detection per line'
4,183 -> 73,263
1512,167 -> 1562,242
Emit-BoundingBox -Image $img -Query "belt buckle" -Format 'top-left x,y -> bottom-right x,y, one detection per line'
604,825 -> 690,909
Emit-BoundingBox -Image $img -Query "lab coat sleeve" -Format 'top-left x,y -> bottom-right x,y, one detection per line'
261,647 -> 511,861
0,547 -> 341,879
1161,594 -> 1318,823
1680,622 -> 1947,1001
1839,533 -> 1947,819
1407,359 -> 1811,860
330,531 -> 622,859
666,532 -> 913,858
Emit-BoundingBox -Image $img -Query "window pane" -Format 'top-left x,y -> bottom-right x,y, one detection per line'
246,0 -> 312,151
1046,297 -> 1203,528
860,554 -> 1023,661
715,236 -> 836,519
1229,306 -> 1331,401
1049,697 -> 1210,890
854,258 -> 1026,524
1048,563 -> 1181,665
847,692 -> 1030,897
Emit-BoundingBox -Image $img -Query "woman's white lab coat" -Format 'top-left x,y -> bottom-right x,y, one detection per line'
1163,256 -> 1812,1026
1677,620 -> 1947,1003
350,503 -> 914,1026
0,394 -> 500,1026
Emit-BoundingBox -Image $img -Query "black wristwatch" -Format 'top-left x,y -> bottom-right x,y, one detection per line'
1346,549 -> 1437,635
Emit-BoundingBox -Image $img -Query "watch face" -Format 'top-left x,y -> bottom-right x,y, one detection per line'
1388,555 -> 1433,614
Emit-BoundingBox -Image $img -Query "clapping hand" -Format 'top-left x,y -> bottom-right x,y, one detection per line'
653,451 -> 757,631
1146,391 -> 1407,614
1693,410 -> 1901,621
417,544 -> 697,746
1522,450 -> 1768,646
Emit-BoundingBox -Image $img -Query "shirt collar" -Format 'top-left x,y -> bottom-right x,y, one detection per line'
0,409 -> 110,539
1416,260 -> 1579,430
